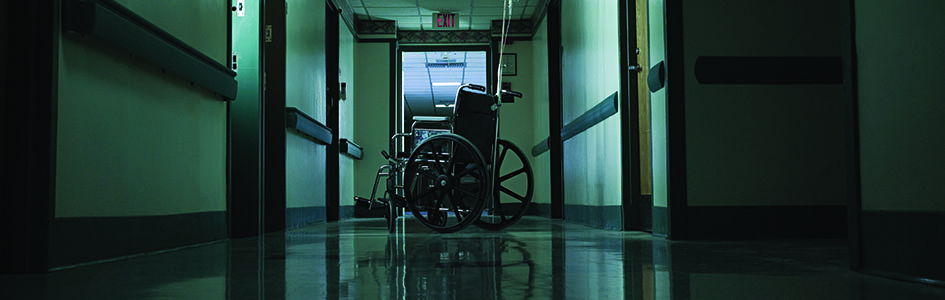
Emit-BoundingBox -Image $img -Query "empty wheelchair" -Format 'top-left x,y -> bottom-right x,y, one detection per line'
355,84 -> 534,233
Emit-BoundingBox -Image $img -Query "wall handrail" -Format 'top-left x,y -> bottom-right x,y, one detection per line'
532,92 -> 619,156
61,0 -> 237,100
339,139 -> 363,160
286,107 -> 333,145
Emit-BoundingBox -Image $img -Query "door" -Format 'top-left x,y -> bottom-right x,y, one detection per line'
229,0 -> 264,238
635,0 -> 654,232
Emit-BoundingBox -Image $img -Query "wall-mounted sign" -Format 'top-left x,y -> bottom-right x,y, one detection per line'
433,13 -> 458,28
236,0 -> 245,17
501,53 -> 517,76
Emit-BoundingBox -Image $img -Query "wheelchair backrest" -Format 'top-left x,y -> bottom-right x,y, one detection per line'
452,85 -> 497,163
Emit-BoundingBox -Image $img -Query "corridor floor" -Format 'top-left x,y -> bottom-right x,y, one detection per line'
3,217 -> 944,299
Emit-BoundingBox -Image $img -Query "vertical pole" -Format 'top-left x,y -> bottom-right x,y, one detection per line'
547,0 -> 565,219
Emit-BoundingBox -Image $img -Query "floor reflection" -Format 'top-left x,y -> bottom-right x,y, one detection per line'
2,217 -> 945,299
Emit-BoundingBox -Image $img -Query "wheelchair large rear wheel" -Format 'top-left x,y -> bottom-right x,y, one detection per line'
405,134 -> 488,233
475,139 -> 534,231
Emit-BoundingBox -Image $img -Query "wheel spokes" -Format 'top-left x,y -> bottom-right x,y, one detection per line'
499,186 -> 527,202
454,163 -> 480,178
453,185 -> 479,198
496,146 -> 510,168
499,168 -> 527,182
446,193 -> 464,223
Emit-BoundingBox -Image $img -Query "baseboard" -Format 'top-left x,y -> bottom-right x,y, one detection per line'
652,206 -> 669,236
524,203 -> 552,217
286,206 -> 326,229
564,204 -> 622,230
860,210 -> 945,285
339,205 -> 355,220
49,211 -> 226,268
684,205 -> 846,240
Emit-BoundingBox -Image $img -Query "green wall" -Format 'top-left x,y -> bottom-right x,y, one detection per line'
338,20 -> 356,213
680,0 -> 848,207
856,0 -> 945,212
648,0 -> 668,208
530,19 -> 551,205
114,0 -> 226,63
854,1 -> 945,282
56,0 -> 227,217
560,0 -> 623,208
352,42 -> 390,205
285,0 -> 327,211
498,41 -> 539,204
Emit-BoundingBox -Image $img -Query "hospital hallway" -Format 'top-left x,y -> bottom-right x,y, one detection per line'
4,0 -> 945,298
2,216 -> 943,299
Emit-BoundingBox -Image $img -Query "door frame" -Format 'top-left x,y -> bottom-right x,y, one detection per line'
619,0 -> 644,231
262,0 -> 287,232
326,1 -> 341,222
394,45 -> 494,135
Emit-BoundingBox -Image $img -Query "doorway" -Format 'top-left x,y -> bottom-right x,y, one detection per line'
229,0 -> 263,238
621,0 -> 654,232
396,46 -> 492,153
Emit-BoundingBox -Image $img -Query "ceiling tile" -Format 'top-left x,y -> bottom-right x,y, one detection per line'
470,16 -> 494,23
474,0 -> 503,7
470,23 -> 491,30
369,7 -> 420,16
471,6 -> 502,16
360,0 -> 415,8
418,0 -> 471,12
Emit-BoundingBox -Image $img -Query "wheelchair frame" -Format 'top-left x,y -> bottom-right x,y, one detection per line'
355,84 -> 534,233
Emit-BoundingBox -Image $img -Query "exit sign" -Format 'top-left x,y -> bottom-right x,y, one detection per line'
433,13 -> 458,28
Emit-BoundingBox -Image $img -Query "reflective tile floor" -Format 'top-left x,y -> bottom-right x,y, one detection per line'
3,217 -> 945,299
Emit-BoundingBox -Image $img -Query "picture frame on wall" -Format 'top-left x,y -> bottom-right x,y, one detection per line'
501,53 -> 517,76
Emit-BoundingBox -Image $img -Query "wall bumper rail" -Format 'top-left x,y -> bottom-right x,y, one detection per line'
61,0 -> 237,100
532,92 -> 619,156
286,107 -> 333,145
339,139 -> 363,160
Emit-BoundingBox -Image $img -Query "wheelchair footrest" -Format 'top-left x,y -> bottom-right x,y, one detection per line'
354,196 -> 387,208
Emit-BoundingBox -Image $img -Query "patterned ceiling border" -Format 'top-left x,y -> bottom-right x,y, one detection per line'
356,19 -> 397,39
397,30 -> 492,44
490,20 -> 534,36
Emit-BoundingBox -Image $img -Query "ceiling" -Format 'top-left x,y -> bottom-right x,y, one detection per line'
403,51 -> 488,116
349,0 -> 538,30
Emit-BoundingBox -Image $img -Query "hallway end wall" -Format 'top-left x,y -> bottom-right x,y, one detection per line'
529,18 -> 552,215
352,42 -> 391,216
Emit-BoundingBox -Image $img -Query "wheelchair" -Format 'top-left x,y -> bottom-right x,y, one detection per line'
355,84 -> 534,233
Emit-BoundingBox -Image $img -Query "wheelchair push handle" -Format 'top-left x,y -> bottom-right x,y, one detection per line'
462,84 -> 487,92
500,89 -> 523,98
